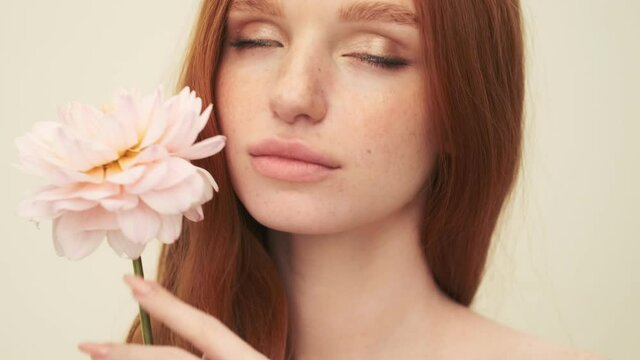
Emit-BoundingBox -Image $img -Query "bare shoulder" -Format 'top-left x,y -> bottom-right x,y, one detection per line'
442,304 -> 608,360
501,327 -> 608,360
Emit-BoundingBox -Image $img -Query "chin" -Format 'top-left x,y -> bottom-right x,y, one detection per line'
242,199 -> 355,235
248,206 -> 333,235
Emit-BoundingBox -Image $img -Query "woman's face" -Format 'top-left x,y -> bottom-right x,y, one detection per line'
215,0 -> 438,234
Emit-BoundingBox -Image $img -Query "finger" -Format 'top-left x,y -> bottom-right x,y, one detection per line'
123,274 -> 266,360
78,342 -> 197,360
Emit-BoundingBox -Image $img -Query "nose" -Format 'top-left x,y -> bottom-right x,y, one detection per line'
268,46 -> 328,126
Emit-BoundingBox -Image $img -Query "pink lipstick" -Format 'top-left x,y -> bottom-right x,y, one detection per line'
248,138 -> 340,182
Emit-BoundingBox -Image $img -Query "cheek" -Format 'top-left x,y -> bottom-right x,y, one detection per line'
214,66 -> 248,135
214,66 -> 272,155
213,68 -> 254,184
346,89 -> 432,176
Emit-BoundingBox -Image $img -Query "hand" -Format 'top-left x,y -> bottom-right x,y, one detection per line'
78,275 -> 269,360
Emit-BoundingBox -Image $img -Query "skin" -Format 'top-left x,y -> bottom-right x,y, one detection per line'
78,0 -> 607,359
216,0 -> 441,355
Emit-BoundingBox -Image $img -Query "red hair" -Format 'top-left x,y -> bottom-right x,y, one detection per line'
127,0 -> 525,359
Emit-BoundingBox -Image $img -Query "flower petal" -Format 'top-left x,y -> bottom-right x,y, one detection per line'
153,157 -> 197,190
110,90 -> 144,144
159,88 -> 202,152
47,167 -> 104,186
33,183 -> 120,202
107,230 -> 146,259
15,131 -> 57,176
21,191 -> 100,220
164,108 -> 199,152
106,165 -> 147,184
155,87 -> 190,148
17,197 -> 56,221
99,192 -> 139,212
50,124 -> 116,172
157,214 -> 183,244
196,166 -> 219,192
53,228 -> 105,260
175,135 -> 226,160
138,88 -> 169,149
97,113 -> 136,152
116,203 -> 161,244
184,206 -> 204,222
27,184 -> 66,201
52,207 -> 118,260
58,102 -> 103,138
78,183 -> 120,200
125,161 -> 169,194
119,145 -> 168,169
139,172 -> 209,214
54,104 -> 120,168
51,198 -> 98,214
177,103 -> 213,152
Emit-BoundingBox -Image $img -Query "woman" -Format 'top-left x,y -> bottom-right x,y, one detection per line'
78,0 -> 603,359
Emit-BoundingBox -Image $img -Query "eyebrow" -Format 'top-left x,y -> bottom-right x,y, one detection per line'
229,0 -> 418,27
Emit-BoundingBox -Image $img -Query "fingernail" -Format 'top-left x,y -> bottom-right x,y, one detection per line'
78,342 -> 111,358
123,274 -> 153,297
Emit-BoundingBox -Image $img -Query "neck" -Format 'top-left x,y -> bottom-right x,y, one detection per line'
266,199 -> 453,359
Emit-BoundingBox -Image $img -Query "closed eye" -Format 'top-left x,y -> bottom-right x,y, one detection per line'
228,38 -> 410,70
229,38 -> 280,49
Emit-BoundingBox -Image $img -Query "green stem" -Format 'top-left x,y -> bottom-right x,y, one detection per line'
132,257 -> 154,345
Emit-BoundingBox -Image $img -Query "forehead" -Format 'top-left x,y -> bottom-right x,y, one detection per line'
228,0 -> 419,27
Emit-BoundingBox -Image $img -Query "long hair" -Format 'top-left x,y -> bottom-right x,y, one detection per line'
126,0 -> 525,359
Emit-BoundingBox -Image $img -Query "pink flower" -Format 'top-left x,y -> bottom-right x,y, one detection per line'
16,86 -> 225,260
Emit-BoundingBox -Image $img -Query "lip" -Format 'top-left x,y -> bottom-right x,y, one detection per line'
248,138 -> 341,182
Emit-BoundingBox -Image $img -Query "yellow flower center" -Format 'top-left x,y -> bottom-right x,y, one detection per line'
101,103 -> 115,113
84,147 -> 142,182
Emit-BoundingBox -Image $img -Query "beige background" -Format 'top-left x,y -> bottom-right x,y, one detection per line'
1,1 -> 637,359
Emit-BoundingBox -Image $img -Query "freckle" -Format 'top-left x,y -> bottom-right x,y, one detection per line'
366,149 -> 372,154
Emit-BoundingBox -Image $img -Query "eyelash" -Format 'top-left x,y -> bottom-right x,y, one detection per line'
228,38 -> 409,70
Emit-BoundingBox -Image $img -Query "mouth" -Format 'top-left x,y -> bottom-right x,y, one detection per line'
248,138 -> 341,182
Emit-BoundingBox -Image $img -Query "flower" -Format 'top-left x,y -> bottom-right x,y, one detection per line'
16,86 -> 225,260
